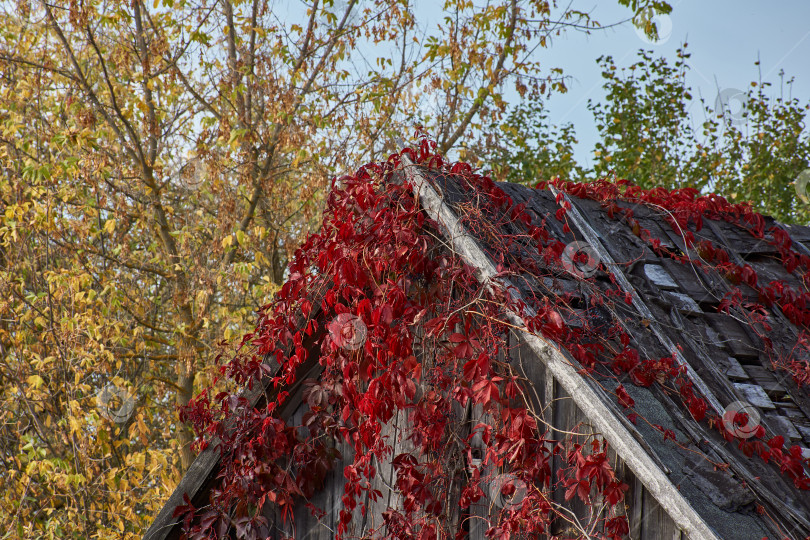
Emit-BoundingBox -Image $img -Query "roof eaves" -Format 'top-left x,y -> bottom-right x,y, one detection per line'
144,309 -> 326,540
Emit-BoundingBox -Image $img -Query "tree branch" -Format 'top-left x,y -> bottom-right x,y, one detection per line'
439,0 -> 518,153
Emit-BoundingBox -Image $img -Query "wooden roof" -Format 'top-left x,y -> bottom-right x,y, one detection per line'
145,160 -> 810,540
425,164 -> 810,538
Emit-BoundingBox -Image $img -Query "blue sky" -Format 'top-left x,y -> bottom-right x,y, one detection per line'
540,1 -> 810,169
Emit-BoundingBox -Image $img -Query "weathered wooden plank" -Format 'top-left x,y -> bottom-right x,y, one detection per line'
644,264 -> 679,289
628,468 -> 644,539
662,291 -> 702,315
640,486 -> 682,540
733,382 -> 776,410
710,219 -> 779,255
469,402 -> 495,540
720,356 -> 749,380
703,313 -> 760,361
659,258 -> 723,308
359,407 -> 416,536
291,400 -> 345,540
762,414 -> 803,443
780,222 -> 810,243
744,366 -> 788,398
551,382 -> 588,536
444,398 -> 470,537
468,332 -> 529,537
142,441 -> 222,540
746,256 -> 804,289
509,329 -> 546,415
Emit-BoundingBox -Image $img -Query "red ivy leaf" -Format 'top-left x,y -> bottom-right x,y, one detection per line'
688,398 -> 707,422
615,384 -> 635,409
604,480 -> 630,506
472,378 -> 501,405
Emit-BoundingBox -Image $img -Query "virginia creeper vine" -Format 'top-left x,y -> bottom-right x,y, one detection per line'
178,137 -> 810,540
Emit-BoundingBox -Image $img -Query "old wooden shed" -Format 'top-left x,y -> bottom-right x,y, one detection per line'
145,147 -> 810,540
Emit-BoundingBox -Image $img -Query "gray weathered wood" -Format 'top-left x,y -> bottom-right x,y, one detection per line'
640,487 -> 682,540
549,187 -> 725,417
468,402 -> 493,540
399,156 -> 720,540
550,380 -> 592,536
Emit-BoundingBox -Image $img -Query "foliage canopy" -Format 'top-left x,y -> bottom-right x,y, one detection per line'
484,45 -> 810,224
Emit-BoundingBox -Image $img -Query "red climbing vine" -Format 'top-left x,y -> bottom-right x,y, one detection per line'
178,136 -> 810,540
545,177 -> 810,491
